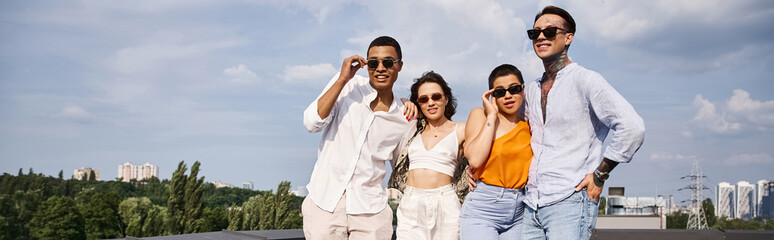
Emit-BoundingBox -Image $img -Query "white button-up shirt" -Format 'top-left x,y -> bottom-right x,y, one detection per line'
524,63 -> 645,209
303,73 -> 414,214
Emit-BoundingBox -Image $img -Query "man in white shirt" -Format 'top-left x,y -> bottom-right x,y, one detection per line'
302,36 -> 415,240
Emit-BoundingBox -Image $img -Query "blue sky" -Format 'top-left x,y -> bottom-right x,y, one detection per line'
1,0 -> 773,204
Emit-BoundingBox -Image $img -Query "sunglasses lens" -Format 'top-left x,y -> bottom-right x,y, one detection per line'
367,60 -> 378,69
527,29 -> 538,40
431,93 -> 443,101
417,96 -> 429,103
508,85 -> 524,94
383,59 -> 394,68
492,89 -> 505,98
544,27 -> 557,38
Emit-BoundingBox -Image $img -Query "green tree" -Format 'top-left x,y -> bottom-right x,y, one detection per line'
598,197 -> 607,215
227,203 -> 243,231
58,170 -> 64,180
200,207 -> 229,232
183,161 -> 205,233
88,170 -> 96,182
14,190 -> 44,240
272,181 -> 301,229
28,196 -> 86,240
258,192 -> 276,230
119,197 -> 168,237
0,195 -> 19,240
77,191 -> 123,240
702,198 -> 716,228
241,195 -> 261,230
142,205 -> 167,237
167,161 -> 188,235
666,211 -> 689,229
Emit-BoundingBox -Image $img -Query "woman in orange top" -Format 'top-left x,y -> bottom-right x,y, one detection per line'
460,64 -> 532,239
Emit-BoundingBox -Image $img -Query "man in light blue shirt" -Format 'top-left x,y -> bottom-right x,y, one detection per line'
521,6 -> 646,240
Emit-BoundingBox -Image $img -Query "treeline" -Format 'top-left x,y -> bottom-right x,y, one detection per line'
0,161 -> 303,240
666,198 -> 774,230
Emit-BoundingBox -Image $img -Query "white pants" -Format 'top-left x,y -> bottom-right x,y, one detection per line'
396,184 -> 460,240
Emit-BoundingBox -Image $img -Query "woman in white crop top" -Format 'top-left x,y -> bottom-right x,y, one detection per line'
390,71 -> 466,240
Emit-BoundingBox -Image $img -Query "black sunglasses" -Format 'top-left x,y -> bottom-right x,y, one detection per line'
367,58 -> 400,69
417,93 -> 443,104
492,85 -> 524,98
527,27 -> 567,40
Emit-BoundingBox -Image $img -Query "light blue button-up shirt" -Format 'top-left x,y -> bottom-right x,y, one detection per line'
524,63 -> 645,209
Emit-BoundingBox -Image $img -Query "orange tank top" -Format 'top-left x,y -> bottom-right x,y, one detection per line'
473,120 -> 532,189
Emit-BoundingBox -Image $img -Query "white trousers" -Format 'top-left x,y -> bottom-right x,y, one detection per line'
396,184 -> 460,240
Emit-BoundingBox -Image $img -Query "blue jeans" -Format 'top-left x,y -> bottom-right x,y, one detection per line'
521,189 -> 598,240
459,181 -> 525,240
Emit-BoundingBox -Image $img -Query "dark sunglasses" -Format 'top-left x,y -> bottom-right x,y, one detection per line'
527,27 -> 567,40
492,85 -> 524,98
367,58 -> 400,69
417,93 -> 443,104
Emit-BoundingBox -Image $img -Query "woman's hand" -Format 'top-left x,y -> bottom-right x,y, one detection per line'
481,89 -> 498,117
401,98 -> 418,120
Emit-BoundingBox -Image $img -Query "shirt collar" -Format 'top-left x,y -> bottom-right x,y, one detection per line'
363,85 -> 402,113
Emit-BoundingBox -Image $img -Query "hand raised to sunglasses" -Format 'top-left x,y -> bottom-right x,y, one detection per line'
337,55 -> 368,83
481,89 -> 499,118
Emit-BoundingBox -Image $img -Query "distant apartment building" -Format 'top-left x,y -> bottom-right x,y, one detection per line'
290,186 -> 308,197
242,181 -> 254,190
716,182 -> 735,218
736,181 -> 755,219
117,162 -> 159,182
213,180 -> 235,188
759,180 -> 774,219
73,167 -> 100,181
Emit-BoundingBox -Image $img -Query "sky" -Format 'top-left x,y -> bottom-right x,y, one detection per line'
1,0 -> 773,205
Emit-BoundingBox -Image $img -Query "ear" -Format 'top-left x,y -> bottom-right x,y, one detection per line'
565,32 -> 574,46
395,60 -> 403,72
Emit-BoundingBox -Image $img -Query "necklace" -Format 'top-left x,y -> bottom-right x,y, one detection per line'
426,122 -> 448,137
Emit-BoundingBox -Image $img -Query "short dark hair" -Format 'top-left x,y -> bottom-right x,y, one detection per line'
534,6 -> 576,34
410,71 -> 457,120
368,36 -> 402,60
488,64 -> 524,89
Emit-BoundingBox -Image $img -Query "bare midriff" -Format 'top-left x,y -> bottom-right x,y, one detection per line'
406,168 -> 452,189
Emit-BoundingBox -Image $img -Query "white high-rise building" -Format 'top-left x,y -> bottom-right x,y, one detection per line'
716,182 -> 735,218
736,181 -> 755,219
756,180 -> 770,218
242,181 -> 254,190
73,167 -> 100,181
117,162 -> 159,182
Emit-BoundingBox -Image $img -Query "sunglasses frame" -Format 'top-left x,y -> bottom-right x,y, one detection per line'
367,58 -> 400,69
527,26 -> 567,40
492,85 -> 524,98
417,93 -> 443,104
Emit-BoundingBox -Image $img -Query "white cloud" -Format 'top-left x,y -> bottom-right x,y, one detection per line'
688,89 -> 774,136
691,94 -> 741,134
726,89 -> 774,127
650,152 -> 696,162
281,63 -> 338,85
724,153 -> 774,166
58,104 -> 92,119
110,31 -> 244,74
223,64 -> 260,84
55,104 -> 95,124
565,0 -> 774,73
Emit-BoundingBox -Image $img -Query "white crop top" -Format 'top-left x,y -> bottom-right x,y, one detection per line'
407,124 -> 459,177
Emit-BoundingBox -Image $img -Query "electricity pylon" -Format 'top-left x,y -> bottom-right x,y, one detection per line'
680,158 -> 709,230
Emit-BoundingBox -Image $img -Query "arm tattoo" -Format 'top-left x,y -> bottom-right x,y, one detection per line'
486,122 -> 492,127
